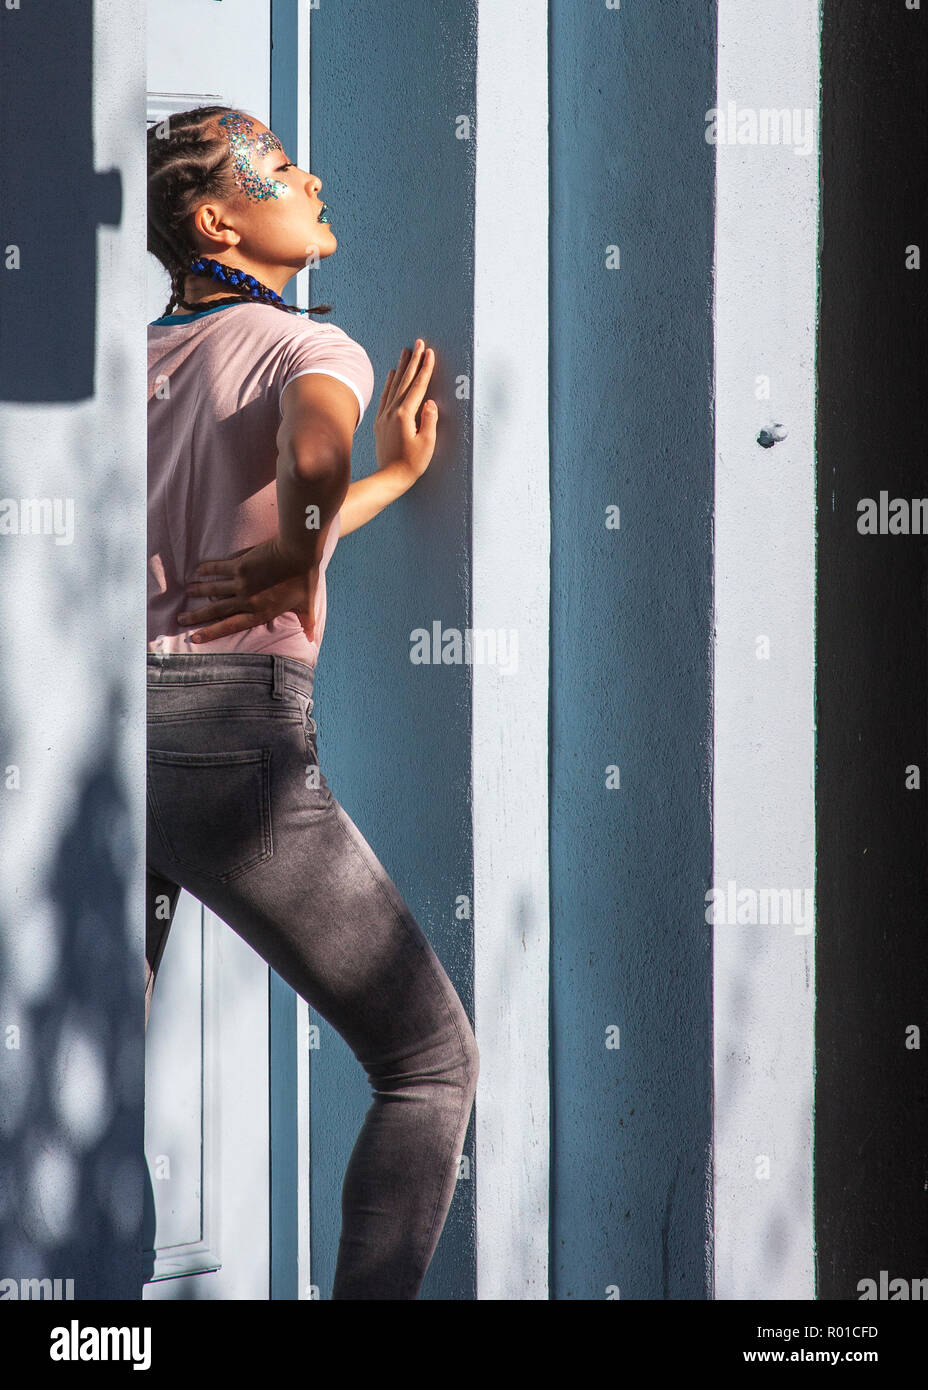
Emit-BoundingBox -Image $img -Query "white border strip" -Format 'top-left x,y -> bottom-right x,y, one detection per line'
296,995 -> 312,1296
473,0 -> 550,1300
293,0 -> 312,314
295,0 -> 313,1301
712,0 -> 820,1299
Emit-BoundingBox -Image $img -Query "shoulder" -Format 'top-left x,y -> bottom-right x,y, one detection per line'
274,313 -> 375,416
258,311 -> 374,428
247,306 -> 372,368
242,304 -> 366,349
277,312 -> 372,367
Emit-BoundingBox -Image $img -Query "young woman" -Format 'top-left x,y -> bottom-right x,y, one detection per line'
146,105 -> 478,1300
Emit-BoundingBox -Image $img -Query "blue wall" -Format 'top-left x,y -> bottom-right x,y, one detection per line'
269,0 -> 715,1300
549,0 -> 716,1298
302,0 -> 477,1300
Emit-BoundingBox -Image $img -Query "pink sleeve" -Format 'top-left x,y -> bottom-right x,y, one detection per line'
278,323 -> 375,433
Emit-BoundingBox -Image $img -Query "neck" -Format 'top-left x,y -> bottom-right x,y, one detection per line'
184,258 -> 292,301
177,287 -> 236,307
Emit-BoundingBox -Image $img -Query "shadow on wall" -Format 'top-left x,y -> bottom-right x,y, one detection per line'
0,686 -> 145,1297
0,0 -> 143,1300
0,0 -> 121,405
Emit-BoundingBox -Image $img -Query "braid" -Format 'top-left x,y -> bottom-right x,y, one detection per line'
147,105 -> 332,318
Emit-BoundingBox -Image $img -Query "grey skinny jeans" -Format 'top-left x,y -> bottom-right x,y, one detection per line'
145,652 -> 479,1299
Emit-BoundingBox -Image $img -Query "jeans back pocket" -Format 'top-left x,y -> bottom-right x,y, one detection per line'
147,747 -> 274,883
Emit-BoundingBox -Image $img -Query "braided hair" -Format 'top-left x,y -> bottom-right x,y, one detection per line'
147,105 -> 332,318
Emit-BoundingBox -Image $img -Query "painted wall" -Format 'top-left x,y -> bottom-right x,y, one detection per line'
471,0 -> 551,1300
713,0 -> 820,1300
549,0 -> 716,1298
5,0 -> 920,1309
815,0 -> 928,1299
301,0 -> 478,1300
0,0 -> 147,1300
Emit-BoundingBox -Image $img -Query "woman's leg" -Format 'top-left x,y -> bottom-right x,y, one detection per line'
146,660 -> 478,1299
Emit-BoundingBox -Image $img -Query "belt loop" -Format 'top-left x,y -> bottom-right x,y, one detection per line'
271,655 -> 285,700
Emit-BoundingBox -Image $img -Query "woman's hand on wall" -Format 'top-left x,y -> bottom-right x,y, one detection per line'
336,342 -> 440,539
374,339 -> 438,481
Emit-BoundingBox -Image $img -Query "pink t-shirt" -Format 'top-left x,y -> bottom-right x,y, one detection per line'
147,300 -> 375,665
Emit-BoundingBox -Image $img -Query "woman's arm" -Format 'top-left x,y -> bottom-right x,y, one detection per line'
179,342 -> 438,640
275,372 -> 356,563
337,462 -> 419,537
339,339 -> 438,536
178,374 -> 356,640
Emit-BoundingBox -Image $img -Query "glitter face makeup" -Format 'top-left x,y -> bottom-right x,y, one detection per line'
218,111 -> 290,202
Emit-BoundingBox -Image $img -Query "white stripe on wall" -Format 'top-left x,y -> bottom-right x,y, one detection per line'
712,0 -> 820,1299
294,0 -> 314,1301
472,0 -> 551,1301
292,0 -> 313,316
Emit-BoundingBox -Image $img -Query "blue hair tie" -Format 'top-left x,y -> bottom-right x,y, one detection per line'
188,255 -> 287,308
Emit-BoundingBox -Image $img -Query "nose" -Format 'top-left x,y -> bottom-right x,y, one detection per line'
308,174 -> 322,195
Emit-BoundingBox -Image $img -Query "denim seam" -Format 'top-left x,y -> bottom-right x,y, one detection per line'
147,679 -> 312,703
148,707 -> 302,725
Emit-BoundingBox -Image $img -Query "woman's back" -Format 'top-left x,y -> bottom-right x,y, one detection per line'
147,300 -> 374,663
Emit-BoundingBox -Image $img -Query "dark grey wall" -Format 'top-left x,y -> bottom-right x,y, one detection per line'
815,0 -> 928,1300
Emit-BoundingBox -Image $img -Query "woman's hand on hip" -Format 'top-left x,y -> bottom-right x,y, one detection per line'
177,540 -> 320,643
374,339 -> 439,481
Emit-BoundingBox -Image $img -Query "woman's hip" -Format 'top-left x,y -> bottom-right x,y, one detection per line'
147,651 -> 315,705
146,651 -> 327,885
